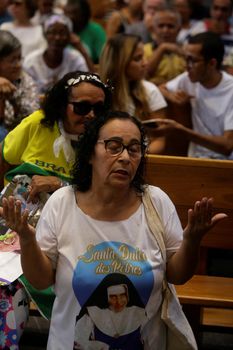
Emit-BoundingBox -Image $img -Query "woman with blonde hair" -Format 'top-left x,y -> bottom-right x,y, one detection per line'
99,33 -> 167,153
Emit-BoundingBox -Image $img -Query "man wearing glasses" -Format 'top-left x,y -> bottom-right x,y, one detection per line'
158,31 -> 233,160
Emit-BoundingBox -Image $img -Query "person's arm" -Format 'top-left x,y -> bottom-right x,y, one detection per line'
159,83 -> 192,105
147,137 -> 166,154
146,43 -> 184,77
145,109 -> 167,154
105,11 -> 122,38
27,175 -> 65,203
166,197 -> 227,284
0,196 -> 55,289
0,143 -> 11,190
179,126 -> 233,156
152,118 -> 233,156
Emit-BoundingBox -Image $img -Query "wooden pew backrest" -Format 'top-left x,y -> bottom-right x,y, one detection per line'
145,155 -> 233,340
145,155 -> 233,250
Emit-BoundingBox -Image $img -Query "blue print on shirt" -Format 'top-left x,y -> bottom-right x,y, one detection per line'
72,241 -> 154,307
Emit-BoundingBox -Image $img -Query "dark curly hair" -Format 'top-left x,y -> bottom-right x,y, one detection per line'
41,70 -> 112,128
0,30 -> 21,59
72,110 -> 148,193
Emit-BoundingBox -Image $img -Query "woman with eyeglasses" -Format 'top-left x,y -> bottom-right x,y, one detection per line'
0,70 -> 112,348
0,110 -> 226,349
99,33 -> 168,154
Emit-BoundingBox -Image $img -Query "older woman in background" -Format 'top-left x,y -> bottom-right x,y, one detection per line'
23,14 -> 91,94
0,30 -> 39,141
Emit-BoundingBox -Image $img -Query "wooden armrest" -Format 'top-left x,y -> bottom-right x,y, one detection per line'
175,275 -> 233,308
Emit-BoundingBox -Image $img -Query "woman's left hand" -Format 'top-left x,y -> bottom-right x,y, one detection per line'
183,197 -> 227,242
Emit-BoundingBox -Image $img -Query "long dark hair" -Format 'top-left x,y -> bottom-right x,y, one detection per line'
72,110 -> 147,193
41,71 -> 112,128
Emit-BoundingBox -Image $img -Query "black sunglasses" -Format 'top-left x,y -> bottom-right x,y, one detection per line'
69,101 -> 106,116
11,0 -> 23,5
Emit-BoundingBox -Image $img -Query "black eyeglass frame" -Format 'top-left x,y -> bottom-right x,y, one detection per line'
97,138 -> 146,159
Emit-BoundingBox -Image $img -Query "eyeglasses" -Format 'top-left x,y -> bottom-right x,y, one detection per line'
185,56 -> 205,67
69,101 -> 106,116
97,139 -> 144,159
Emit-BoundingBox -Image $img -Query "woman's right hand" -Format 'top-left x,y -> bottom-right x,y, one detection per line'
0,77 -> 16,99
0,196 -> 36,241
27,175 -> 62,203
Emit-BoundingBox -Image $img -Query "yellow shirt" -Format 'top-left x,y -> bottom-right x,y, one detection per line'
3,110 -> 73,183
144,43 -> 186,85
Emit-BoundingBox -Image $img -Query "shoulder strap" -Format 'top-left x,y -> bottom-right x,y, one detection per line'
142,186 -> 167,262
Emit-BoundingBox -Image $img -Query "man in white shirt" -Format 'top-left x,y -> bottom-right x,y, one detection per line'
158,31 -> 233,159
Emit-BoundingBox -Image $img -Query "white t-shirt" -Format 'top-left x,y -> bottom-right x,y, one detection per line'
166,71 -> 233,160
23,47 -> 88,93
128,80 -> 167,116
176,20 -> 198,44
0,22 -> 46,59
36,185 -> 183,350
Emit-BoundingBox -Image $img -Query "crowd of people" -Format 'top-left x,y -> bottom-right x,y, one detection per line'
0,0 -> 232,349
0,0 -> 232,157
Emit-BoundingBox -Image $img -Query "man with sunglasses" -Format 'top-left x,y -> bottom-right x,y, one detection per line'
158,31 -> 233,160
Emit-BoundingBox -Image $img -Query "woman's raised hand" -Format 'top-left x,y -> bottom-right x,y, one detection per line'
0,196 -> 36,241
183,197 -> 227,242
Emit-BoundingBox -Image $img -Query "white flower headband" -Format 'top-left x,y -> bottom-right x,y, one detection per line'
65,73 -> 114,92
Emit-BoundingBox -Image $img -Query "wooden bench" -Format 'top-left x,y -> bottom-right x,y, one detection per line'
145,155 -> 233,343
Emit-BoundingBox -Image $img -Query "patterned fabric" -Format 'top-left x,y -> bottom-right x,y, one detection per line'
0,281 -> 29,349
3,71 -> 39,130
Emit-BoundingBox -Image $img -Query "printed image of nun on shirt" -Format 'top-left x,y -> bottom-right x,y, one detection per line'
74,273 -> 148,350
